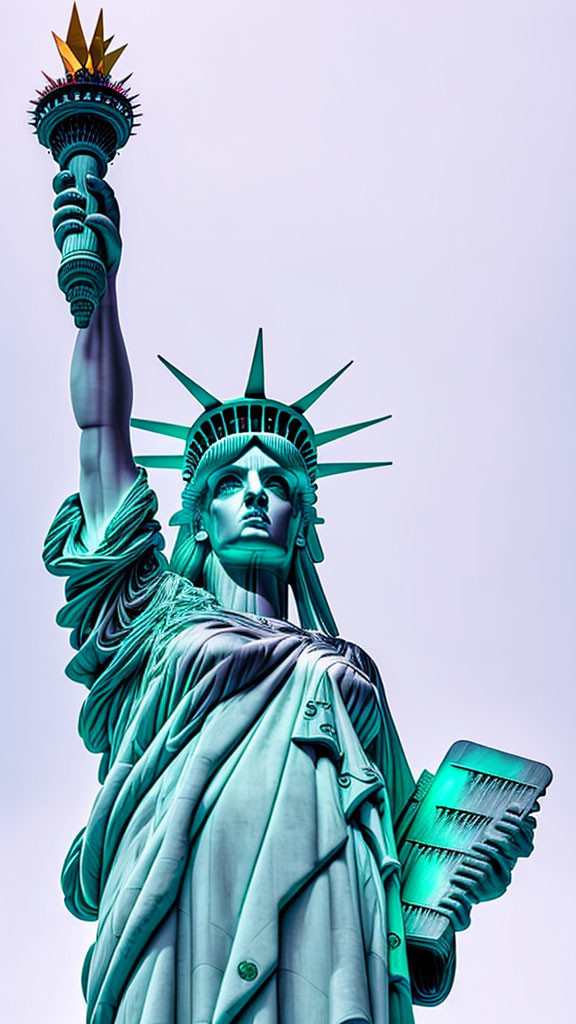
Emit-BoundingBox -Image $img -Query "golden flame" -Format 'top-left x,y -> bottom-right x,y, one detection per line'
52,5 -> 127,76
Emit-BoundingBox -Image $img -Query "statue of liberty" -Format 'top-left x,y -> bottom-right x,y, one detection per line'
38,10 -> 548,1024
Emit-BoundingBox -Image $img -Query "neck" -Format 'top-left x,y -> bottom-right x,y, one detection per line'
202,552 -> 289,620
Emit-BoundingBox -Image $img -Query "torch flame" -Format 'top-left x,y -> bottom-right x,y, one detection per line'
52,4 -> 127,76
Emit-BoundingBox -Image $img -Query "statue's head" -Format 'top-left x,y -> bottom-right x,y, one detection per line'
170,432 -> 318,617
132,331 -> 392,634
176,432 -> 315,575
200,441 -> 307,573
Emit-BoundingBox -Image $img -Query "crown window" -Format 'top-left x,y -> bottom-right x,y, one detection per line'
250,406 -> 262,431
237,405 -> 249,432
211,413 -> 225,439
277,410 -> 290,436
264,407 -> 278,432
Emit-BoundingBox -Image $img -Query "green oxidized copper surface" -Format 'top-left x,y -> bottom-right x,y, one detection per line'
36,10 -> 551,1024
132,333 -> 392,485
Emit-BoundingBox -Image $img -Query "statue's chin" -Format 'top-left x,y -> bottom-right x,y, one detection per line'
208,541 -> 293,574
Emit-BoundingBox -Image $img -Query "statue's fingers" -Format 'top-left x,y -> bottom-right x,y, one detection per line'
478,863 -> 507,900
451,879 -> 477,904
84,213 -> 122,271
511,822 -> 535,856
438,895 -> 471,931
485,856 -> 508,888
501,810 -> 527,825
84,212 -> 121,248
457,862 -> 502,902
494,820 -> 534,855
470,838 -> 505,856
516,837 -> 534,858
483,831 -> 516,853
501,811 -> 537,836
485,843 -> 517,867
85,175 -> 120,227
454,865 -> 484,882
494,820 -> 523,841
451,875 -> 480,899
54,219 -> 84,250
53,189 -> 87,213
52,169 -> 75,194
53,205 -> 86,232
508,815 -> 536,838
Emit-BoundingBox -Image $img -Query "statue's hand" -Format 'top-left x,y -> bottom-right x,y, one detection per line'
52,170 -> 122,276
437,807 -> 537,931
438,852 -> 515,932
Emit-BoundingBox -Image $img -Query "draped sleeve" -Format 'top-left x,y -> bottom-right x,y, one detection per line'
43,470 -> 166,660
42,472 -> 171,765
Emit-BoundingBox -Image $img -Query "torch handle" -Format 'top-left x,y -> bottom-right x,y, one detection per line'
57,152 -> 108,329
63,153 -> 102,260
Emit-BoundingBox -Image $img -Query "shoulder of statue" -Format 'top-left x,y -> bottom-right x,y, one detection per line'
328,636 -> 380,677
156,569 -> 221,612
298,629 -> 382,682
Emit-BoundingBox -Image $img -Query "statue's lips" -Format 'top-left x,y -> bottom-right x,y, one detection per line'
241,511 -> 271,529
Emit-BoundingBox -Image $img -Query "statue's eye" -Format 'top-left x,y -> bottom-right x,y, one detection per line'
266,476 -> 291,500
214,474 -> 243,496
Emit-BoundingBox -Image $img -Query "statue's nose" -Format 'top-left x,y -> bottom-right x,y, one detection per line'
244,469 -> 269,509
245,488 -> 269,510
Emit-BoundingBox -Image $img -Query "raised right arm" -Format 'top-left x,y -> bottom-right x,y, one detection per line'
53,170 -> 138,547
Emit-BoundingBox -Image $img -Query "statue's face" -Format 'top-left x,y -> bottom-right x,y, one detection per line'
202,447 -> 302,570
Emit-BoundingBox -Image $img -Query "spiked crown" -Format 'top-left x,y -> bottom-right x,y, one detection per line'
131,331 -> 391,636
132,330 -> 391,487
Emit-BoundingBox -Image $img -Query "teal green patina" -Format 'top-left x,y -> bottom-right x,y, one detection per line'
237,963 -> 259,983
37,12 -> 549,1022
44,470 -> 421,1023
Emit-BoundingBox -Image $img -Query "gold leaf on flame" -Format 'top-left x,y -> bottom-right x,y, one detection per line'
52,5 -> 127,76
51,32 -> 83,74
66,3 -> 88,66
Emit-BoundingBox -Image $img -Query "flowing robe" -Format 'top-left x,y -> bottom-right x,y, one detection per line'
44,472 -> 418,1024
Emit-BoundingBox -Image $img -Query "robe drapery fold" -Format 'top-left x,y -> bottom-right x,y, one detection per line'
44,472 -> 418,1024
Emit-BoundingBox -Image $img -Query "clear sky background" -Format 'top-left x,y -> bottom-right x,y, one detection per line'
1,2 -> 574,1022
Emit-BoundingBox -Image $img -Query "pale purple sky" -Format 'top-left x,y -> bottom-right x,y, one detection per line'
2,2 -> 574,1022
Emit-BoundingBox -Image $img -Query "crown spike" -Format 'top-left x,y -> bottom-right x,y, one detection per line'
158,355 -> 221,410
131,418 -> 189,440
315,414 -> 391,447
292,360 -> 353,413
316,461 -> 392,478
134,455 -> 185,470
244,328 -> 266,398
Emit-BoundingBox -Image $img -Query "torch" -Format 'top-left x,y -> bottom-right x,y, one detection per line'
30,5 -> 140,328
